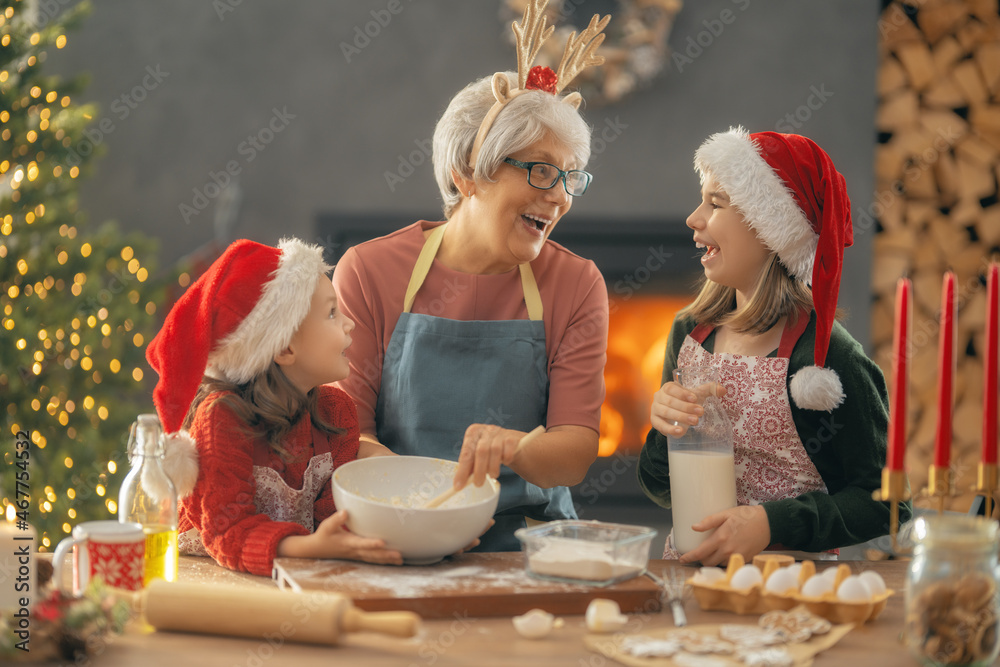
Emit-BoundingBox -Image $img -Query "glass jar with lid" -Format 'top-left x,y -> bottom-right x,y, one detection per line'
905,514 -> 1000,666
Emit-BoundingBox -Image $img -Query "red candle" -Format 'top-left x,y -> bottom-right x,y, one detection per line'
934,272 -> 955,469
984,263 -> 998,465
888,277 -> 911,471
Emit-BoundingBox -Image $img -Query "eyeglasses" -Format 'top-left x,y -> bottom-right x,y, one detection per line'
503,157 -> 592,196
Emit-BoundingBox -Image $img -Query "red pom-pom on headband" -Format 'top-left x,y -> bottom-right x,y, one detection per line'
525,66 -> 558,93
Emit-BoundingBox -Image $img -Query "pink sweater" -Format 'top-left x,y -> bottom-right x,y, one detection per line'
333,221 -> 608,436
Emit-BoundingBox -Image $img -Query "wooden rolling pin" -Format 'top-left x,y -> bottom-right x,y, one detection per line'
135,580 -> 421,645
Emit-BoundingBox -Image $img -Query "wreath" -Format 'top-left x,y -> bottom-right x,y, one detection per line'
501,0 -> 682,105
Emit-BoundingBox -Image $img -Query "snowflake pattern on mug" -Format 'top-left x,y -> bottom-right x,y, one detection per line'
90,541 -> 145,590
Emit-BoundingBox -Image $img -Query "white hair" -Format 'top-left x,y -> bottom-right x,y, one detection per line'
432,72 -> 593,218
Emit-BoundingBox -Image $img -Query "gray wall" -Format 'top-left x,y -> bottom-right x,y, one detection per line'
47,0 -> 879,344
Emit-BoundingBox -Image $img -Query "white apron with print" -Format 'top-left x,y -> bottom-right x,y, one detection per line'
178,452 -> 335,556
662,321 -> 828,560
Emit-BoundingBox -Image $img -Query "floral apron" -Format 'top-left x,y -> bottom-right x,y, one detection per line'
662,315 -> 828,559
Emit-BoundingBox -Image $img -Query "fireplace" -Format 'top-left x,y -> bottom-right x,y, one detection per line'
316,213 -> 701,553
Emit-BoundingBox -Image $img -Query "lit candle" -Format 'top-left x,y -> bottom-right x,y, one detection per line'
984,263 -> 999,466
887,277 -> 911,471
934,272 -> 955,469
0,504 -> 37,613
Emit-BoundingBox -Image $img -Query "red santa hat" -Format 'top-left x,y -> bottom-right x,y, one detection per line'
694,127 -> 853,412
145,237 -> 331,495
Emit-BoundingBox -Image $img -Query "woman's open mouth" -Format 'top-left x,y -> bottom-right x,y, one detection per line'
521,213 -> 551,235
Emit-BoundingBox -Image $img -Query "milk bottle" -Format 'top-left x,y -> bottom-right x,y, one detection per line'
667,365 -> 737,554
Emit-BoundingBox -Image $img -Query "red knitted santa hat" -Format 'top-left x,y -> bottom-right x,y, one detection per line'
694,127 -> 853,411
145,237 -> 330,495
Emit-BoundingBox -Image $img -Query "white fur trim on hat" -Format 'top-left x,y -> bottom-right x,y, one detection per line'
789,365 -> 844,412
160,430 -> 199,498
694,126 -> 817,283
208,237 -> 331,384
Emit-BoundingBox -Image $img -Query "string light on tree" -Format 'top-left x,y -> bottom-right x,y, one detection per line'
0,0 -> 171,545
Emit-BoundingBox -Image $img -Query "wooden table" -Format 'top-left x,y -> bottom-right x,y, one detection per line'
33,555 -> 913,667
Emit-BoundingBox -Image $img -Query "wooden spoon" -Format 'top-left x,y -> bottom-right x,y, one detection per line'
422,425 -> 546,509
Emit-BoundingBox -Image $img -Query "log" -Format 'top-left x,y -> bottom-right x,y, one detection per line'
872,253 -> 912,295
881,4 -> 930,51
916,2 -> 969,44
956,17 -> 989,53
877,89 -> 921,130
975,40 -> 1000,95
932,36 -> 965,78
953,59 -> 990,106
955,135 -> 1000,167
968,0 -> 1000,24
976,204 -> 1000,246
928,214 -> 968,258
896,41 -> 938,91
878,57 -> 909,98
920,109 -> 970,143
956,155 -> 996,200
923,76 -> 966,108
932,150 -> 959,205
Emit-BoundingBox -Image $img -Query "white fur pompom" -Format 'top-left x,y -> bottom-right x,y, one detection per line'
789,365 -> 845,412
160,430 -> 199,498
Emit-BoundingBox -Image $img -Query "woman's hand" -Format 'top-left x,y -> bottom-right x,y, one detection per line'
677,505 -> 771,566
650,380 -> 726,437
453,424 -> 522,490
277,510 -> 403,565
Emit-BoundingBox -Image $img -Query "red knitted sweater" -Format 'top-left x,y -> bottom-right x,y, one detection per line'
177,385 -> 360,575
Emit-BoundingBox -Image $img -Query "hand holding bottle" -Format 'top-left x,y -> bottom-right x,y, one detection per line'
651,377 -> 727,437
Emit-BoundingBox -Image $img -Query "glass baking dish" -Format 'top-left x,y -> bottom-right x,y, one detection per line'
514,520 -> 656,586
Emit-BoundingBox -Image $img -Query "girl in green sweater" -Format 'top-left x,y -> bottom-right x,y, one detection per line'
638,127 -> 911,564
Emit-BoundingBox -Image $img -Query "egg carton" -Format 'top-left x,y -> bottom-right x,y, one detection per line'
687,554 -> 894,624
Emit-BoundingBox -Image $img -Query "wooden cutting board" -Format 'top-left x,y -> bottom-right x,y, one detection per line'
272,552 -> 662,619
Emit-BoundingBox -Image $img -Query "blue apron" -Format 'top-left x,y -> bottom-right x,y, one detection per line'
375,223 -> 576,551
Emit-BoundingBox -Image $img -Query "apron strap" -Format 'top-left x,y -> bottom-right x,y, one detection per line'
777,309 -> 812,359
518,262 -> 543,321
403,223 -> 447,314
403,223 -> 543,321
690,322 -> 715,344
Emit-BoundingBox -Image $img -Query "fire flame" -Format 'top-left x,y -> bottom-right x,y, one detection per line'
598,295 -> 689,456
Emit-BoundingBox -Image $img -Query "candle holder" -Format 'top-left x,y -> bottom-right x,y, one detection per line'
872,467 -> 911,553
924,464 -> 952,515
974,462 -> 998,520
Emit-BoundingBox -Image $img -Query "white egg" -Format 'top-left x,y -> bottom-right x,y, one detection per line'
801,573 -> 834,598
837,575 -> 873,602
764,566 -> 800,594
693,567 -> 727,585
585,598 -> 628,633
819,567 -> 839,583
512,608 -> 557,639
785,563 -> 803,581
858,570 -> 887,596
729,564 -> 764,590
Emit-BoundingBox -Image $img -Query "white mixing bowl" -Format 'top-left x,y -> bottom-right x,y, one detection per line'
332,455 -> 499,564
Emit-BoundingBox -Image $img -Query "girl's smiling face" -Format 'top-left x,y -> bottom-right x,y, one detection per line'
276,275 -> 354,393
686,175 -> 773,303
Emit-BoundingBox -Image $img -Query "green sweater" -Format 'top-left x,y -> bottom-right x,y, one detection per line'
637,312 -> 912,552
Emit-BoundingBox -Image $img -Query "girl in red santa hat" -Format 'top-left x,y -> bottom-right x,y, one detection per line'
638,127 -> 912,564
146,237 -> 404,575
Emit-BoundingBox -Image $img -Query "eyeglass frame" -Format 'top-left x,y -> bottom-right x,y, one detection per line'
502,157 -> 592,196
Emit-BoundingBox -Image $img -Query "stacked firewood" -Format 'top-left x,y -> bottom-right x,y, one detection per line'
874,0 -> 1000,511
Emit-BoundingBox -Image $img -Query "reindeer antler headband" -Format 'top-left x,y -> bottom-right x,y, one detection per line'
468,0 -> 611,169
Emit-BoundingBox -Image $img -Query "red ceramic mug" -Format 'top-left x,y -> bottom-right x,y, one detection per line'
52,521 -> 145,595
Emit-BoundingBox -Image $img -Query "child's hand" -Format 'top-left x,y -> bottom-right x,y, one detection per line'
650,380 -> 726,437
278,510 -> 403,565
677,505 -> 771,566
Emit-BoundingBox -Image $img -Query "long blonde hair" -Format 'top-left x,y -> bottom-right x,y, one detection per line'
681,253 -> 814,335
182,363 -> 344,458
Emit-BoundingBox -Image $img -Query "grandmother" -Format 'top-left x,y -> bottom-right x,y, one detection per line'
333,64 -> 609,551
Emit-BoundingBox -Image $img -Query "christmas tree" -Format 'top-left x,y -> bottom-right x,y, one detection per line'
1,0 -> 168,548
